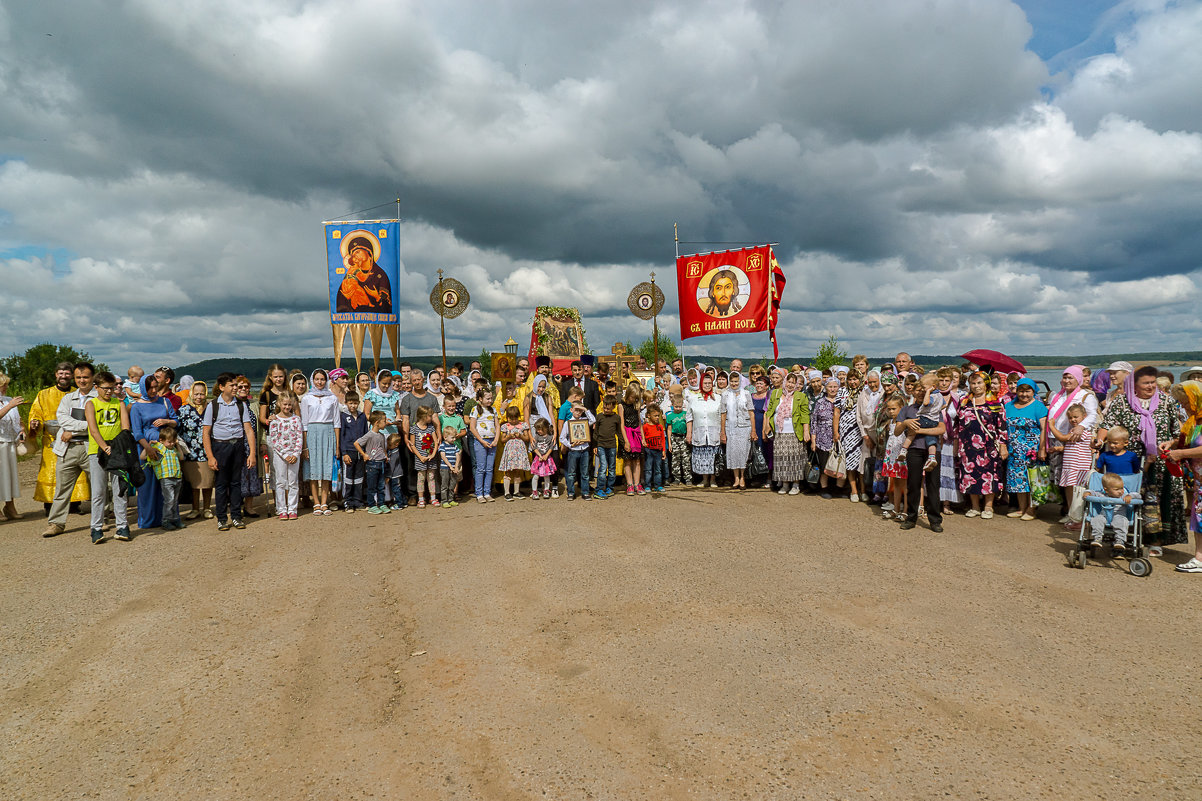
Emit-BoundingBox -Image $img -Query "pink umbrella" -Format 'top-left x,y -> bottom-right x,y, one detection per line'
960,349 -> 1026,374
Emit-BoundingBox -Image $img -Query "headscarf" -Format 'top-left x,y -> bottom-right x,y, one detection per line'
686,368 -> 700,391
1046,365 -> 1086,443
1177,380 -> 1202,445
188,381 -> 208,410
1091,369 -> 1111,397
138,375 -> 156,401
824,376 -> 840,390
178,375 -> 195,391
328,368 -> 349,383
806,369 -> 821,382
374,369 -> 395,393
1123,370 -> 1160,454
308,369 -> 334,399
1005,378 -> 1048,421
530,374 -> 554,422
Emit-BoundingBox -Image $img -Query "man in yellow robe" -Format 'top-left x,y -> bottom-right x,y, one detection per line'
27,362 -> 89,511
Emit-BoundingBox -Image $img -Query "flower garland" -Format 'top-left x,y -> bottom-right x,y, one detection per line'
533,306 -> 589,355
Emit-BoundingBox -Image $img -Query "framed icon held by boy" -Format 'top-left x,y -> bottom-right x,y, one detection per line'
568,419 -> 590,446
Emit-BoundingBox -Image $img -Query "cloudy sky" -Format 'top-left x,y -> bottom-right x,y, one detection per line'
2,0 -> 1201,370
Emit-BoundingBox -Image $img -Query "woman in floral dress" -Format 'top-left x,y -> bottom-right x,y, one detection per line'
1003,378 -> 1047,520
954,371 -> 1008,519
1167,380 -> 1202,572
1097,367 -> 1185,548
838,371 -> 865,501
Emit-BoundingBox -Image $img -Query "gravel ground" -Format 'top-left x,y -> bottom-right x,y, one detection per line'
1,459 -> 1200,800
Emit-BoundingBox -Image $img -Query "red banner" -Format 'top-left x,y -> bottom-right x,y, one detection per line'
677,245 -> 784,357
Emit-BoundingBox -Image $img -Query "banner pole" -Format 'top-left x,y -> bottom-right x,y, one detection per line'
437,268 -> 448,379
674,222 -> 682,367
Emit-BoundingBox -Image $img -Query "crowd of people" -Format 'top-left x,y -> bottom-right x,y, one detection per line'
1,351 -> 1200,574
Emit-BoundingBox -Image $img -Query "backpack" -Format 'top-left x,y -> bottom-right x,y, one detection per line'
208,397 -> 249,435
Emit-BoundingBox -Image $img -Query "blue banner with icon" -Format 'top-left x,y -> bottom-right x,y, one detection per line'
325,221 -> 400,324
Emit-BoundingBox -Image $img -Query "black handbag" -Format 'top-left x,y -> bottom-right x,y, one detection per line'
748,442 -> 769,478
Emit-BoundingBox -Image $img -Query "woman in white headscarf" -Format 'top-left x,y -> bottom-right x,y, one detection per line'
720,369 -> 755,488
856,369 -> 885,502
300,369 -> 341,514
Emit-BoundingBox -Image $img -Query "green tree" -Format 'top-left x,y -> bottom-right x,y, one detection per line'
478,348 -> 492,382
810,335 -> 848,372
635,333 -> 680,366
0,343 -> 107,395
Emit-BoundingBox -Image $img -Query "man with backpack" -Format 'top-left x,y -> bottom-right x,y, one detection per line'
202,372 -> 256,531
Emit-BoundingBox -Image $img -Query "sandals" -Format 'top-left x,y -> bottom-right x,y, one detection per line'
1006,510 -> 1023,518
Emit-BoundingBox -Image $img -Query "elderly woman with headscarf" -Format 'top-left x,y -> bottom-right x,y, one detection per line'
838,370 -> 865,501
300,369 -> 341,515
856,369 -> 885,502
178,379 -> 215,519
934,367 -> 964,515
129,374 -> 177,529
1003,378 -> 1048,520
686,373 -> 722,488
1167,381 -> 1202,572
719,369 -> 755,489
1097,366 -> 1185,551
809,377 -> 844,499
765,372 -> 810,494
1046,365 -> 1099,520
750,372 -> 774,486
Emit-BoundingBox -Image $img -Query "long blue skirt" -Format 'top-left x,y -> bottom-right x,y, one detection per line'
303,423 -> 335,481
137,463 -> 162,529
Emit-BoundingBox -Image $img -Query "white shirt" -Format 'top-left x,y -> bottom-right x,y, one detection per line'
685,395 -> 722,446
53,388 -> 96,456
1050,389 -> 1098,435
721,388 -> 753,428
300,393 -> 342,430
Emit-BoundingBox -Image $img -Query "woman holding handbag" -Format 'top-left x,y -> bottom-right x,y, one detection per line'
953,371 -> 1008,519
1003,378 -> 1047,520
765,372 -> 810,495
810,377 -> 843,499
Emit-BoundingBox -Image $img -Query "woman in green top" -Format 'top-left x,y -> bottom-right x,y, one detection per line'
765,372 -> 811,495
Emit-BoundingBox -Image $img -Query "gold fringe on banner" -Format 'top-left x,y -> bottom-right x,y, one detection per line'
349,324 -> 368,374
331,323 -> 349,369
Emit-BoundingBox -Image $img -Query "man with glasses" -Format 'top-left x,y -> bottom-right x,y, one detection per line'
42,363 -> 97,538
82,372 -> 131,543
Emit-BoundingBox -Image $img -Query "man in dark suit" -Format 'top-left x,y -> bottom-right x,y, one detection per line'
557,358 -> 600,411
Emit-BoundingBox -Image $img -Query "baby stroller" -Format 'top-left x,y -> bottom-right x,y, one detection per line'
1070,472 -> 1151,577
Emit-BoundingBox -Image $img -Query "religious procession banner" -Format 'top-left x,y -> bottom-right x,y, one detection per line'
676,245 -> 786,358
325,221 -> 400,324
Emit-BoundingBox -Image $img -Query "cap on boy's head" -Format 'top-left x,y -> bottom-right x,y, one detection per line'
535,355 -> 551,368
580,354 -> 596,366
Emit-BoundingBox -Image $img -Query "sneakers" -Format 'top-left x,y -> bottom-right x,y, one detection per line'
1175,557 -> 1202,573
445,500 -> 459,508
788,486 -> 801,496
232,519 -> 246,529
551,488 -> 560,499
391,504 -> 405,511
582,494 -> 592,500
288,512 -> 298,520
114,527 -> 131,541
504,494 -> 513,502
849,494 -> 860,503
278,512 -> 289,521
90,528 -> 105,544
368,506 -> 384,515
778,487 -> 788,495
566,492 -> 575,501
477,496 -> 487,504
636,485 -> 647,495
1111,542 -> 1126,559
42,523 -> 65,538
626,487 -> 635,496
881,502 -> 895,512
923,456 -> 938,473
654,486 -> 665,493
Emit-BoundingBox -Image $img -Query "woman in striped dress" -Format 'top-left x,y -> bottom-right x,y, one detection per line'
839,371 -> 865,501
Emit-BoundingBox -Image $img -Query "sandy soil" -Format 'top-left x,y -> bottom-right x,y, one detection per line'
1,458 -> 1200,801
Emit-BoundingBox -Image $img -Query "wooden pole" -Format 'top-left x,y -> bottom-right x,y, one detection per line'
437,268 -> 448,379
650,270 -> 660,374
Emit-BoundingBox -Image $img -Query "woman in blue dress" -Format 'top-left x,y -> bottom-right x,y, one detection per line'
1003,377 -> 1047,520
129,375 -> 177,529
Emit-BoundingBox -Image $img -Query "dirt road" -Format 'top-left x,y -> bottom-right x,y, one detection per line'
1,471 -> 1199,800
